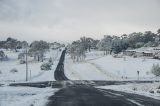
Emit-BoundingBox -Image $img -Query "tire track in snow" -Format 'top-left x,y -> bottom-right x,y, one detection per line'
88,62 -> 121,80
64,60 -> 82,80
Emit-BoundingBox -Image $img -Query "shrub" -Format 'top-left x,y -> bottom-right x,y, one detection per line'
132,87 -> 137,91
20,60 -> 25,64
151,64 -> 160,76
48,58 -> 53,65
157,90 -> 160,93
10,68 -> 18,73
149,90 -> 154,94
41,63 -> 51,71
0,50 -> 8,61
157,86 -> 160,89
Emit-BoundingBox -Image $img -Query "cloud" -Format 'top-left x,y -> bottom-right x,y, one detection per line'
0,0 -> 160,42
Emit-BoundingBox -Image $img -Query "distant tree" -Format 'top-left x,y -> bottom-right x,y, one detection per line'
135,42 -> 144,48
0,50 -> 5,61
97,35 -> 112,55
0,41 -> 6,49
68,40 -> 86,62
151,63 -> 160,76
4,37 -> 18,51
29,40 -> 49,62
91,40 -> 99,49
121,34 -> 129,50
143,31 -> 156,43
128,32 -> 143,48
157,29 -> 160,35
16,41 -> 28,49
21,41 -> 28,49
112,36 -> 122,53
79,37 -> 97,52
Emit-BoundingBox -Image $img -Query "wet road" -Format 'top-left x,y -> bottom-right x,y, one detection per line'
47,85 -> 160,106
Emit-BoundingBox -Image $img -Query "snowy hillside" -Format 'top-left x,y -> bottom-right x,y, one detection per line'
65,52 -> 160,80
0,49 -> 61,83
0,86 -> 59,106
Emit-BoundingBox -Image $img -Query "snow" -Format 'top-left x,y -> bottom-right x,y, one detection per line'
0,86 -> 59,106
0,49 -> 62,83
97,82 -> 160,99
0,49 -> 62,106
65,51 -> 119,80
65,50 -> 160,80
90,55 -> 159,80
1,49 -> 160,105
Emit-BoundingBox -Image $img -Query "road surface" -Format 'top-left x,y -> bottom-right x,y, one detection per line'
47,85 -> 160,106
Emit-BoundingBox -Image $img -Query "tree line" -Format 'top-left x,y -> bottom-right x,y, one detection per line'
0,38 -> 64,62
68,28 -> 160,61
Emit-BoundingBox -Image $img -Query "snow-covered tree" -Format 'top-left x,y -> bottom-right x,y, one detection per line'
29,40 -> 49,62
0,50 -> 7,61
97,35 -> 112,55
41,63 -> 51,71
151,63 -> 160,76
4,37 -> 18,51
0,50 -> 5,60
68,40 -> 86,62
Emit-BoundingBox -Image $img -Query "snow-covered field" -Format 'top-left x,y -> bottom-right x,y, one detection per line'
90,55 -> 159,80
0,86 -> 59,106
65,52 -> 160,80
0,49 -> 61,83
97,82 -> 160,99
0,49 -> 61,106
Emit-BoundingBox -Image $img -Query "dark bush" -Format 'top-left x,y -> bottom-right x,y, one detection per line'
41,63 -> 51,71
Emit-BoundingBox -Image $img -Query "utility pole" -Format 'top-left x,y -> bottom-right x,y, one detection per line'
30,70 -> 31,80
25,49 -> 28,81
137,70 -> 140,81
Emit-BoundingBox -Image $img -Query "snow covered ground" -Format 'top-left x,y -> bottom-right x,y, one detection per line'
65,51 -> 160,80
64,51 -> 117,80
0,49 -> 61,106
0,86 -> 59,106
90,55 -> 159,80
0,49 -> 61,83
97,82 -> 160,99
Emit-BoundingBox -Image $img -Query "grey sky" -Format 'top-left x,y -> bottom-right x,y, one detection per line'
0,0 -> 160,42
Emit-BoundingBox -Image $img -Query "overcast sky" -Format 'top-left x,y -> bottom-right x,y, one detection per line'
0,0 -> 160,42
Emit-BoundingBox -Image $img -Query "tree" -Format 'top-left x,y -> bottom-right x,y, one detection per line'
29,40 -> 49,62
4,37 -> 18,51
143,31 -> 156,43
112,36 -> 122,53
0,50 -> 5,61
91,40 -> 99,49
157,29 -> 160,35
151,63 -> 160,76
97,35 -> 112,55
128,32 -> 143,48
68,40 -> 86,62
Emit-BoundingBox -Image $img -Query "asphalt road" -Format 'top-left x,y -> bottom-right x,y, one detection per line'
47,85 -> 160,106
54,49 -> 69,81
